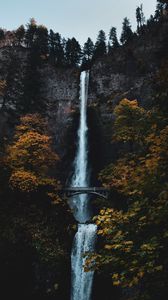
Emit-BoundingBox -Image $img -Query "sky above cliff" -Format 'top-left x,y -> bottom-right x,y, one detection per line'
1,0 -> 157,44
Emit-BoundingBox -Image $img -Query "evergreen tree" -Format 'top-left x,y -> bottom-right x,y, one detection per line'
25,20 -> 49,63
157,0 -> 168,4
49,30 -> 64,66
120,17 -> 133,45
25,18 -> 37,48
65,38 -> 81,66
93,30 -> 106,59
15,25 -> 25,45
35,25 -> 49,59
155,0 -> 168,19
108,27 -> 119,52
0,28 -> 5,40
136,4 -> 145,32
82,37 -> 94,68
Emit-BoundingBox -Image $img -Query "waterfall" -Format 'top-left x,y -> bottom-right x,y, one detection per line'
70,71 -> 97,300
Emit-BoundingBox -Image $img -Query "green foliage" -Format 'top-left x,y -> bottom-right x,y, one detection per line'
15,25 -> 25,45
86,97 -> 168,299
154,60 -> 168,114
65,38 -> 81,66
120,17 -> 133,45
25,19 -> 48,62
157,0 -> 168,4
82,37 -> 94,69
136,4 -> 145,32
113,99 -> 150,147
93,30 -> 107,59
49,30 -> 64,66
25,18 -> 37,48
108,27 -> 119,52
0,28 -> 5,40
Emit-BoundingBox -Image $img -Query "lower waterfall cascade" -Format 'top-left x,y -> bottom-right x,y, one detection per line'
69,71 -> 97,300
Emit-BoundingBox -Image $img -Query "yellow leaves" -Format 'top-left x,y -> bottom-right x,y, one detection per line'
104,244 -> 113,250
112,273 -> 119,280
129,277 -> 139,287
0,79 -> 6,96
113,98 -> 149,144
47,192 -> 62,204
113,280 -> 121,286
137,271 -> 145,278
124,241 -> 133,246
15,114 -> 47,137
154,265 -> 163,272
9,170 -> 38,192
140,243 -> 155,252
6,114 -> 60,193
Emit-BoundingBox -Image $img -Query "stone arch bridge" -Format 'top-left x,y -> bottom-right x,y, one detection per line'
59,187 -> 109,200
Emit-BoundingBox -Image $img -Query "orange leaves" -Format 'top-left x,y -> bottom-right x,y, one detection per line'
6,114 -> 60,193
15,113 -> 47,137
7,130 -> 59,172
9,170 -> 39,192
0,79 -> 6,96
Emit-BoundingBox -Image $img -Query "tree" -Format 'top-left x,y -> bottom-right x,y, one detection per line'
157,0 -> 168,4
120,18 -> 133,45
113,99 -> 150,148
136,4 -> 145,32
35,25 -> 49,59
25,18 -> 37,48
108,27 -> 119,52
6,114 -> 60,193
86,98 -> 168,300
65,38 -> 81,66
0,28 -> 5,40
49,30 -> 64,66
155,1 -> 168,19
25,19 -> 49,61
15,25 -> 25,45
82,37 -> 94,68
93,30 -> 106,59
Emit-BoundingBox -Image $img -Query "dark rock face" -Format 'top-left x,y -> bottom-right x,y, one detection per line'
40,65 -> 80,154
88,20 -> 168,109
87,20 -> 168,166
0,47 -> 80,154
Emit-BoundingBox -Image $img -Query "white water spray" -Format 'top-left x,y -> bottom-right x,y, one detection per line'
70,71 -> 97,300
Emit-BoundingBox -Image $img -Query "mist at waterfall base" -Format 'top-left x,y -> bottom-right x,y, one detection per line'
69,71 -> 97,300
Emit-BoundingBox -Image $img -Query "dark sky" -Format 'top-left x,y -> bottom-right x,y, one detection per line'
0,0 -> 157,44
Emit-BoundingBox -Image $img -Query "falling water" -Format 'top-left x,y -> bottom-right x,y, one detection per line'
70,71 -> 97,300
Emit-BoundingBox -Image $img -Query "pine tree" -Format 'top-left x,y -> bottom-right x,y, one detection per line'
93,30 -> 106,59
49,31 -> 64,66
25,18 -> 37,48
0,28 -> 5,40
65,38 -> 81,66
136,4 -> 145,32
15,25 -> 25,45
108,27 -> 119,52
35,25 -> 49,59
120,17 -> 133,45
82,37 -> 94,68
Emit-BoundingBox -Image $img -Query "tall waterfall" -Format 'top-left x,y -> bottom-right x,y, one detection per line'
70,71 -> 97,300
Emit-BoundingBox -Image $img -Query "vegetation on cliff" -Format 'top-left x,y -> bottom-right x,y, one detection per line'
0,114 -> 74,299
86,20 -> 168,300
0,1 -> 168,300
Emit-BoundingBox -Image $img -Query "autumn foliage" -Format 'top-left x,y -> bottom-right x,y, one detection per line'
6,114 -> 60,192
86,99 -> 168,299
